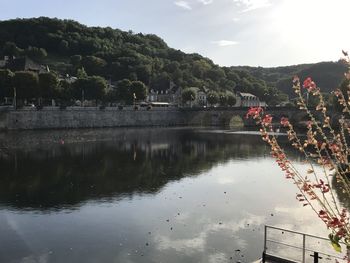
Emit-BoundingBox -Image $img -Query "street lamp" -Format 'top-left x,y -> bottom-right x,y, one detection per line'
190,94 -> 194,108
133,92 -> 137,109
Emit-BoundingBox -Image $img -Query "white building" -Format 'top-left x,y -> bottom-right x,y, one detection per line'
196,91 -> 207,106
236,92 -> 266,107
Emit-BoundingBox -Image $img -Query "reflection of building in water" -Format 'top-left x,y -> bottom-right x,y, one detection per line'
127,140 -> 208,160
186,141 -> 207,157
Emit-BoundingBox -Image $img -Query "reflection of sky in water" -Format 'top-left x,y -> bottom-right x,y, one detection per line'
0,128 -> 345,263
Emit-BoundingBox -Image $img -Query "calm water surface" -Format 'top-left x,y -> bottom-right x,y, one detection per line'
0,128 -> 340,263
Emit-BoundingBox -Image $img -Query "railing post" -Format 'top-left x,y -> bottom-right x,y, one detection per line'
264,225 -> 267,254
302,234 -> 306,263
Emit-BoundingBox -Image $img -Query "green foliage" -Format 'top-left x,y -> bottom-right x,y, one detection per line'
70,55 -> 82,67
73,76 -> 107,101
81,56 -> 107,75
207,91 -> 219,105
1,42 -> 23,57
0,17 -> 344,107
226,92 -> 236,106
0,69 -> 14,99
25,46 -> 47,59
233,62 -> 346,100
205,67 -> 226,82
57,80 -> 73,102
115,79 -> 148,103
0,17 -> 284,103
130,81 -> 147,101
77,68 -> 88,79
39,72 -> 59,99
116,79 -> 132,103
151,72 -> 170,91
13,71 -> 39,99
182,88 -> 196,103
218,92 -> 228,106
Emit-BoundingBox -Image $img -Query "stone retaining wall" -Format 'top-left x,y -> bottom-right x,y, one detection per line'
0,107 -> 185,130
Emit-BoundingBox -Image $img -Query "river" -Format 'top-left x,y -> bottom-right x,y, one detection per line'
0,128 -> 342,263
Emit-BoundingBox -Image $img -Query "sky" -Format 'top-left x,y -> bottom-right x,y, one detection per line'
1,0 -> 349,67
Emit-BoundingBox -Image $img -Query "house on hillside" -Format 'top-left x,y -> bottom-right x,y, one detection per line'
147,81 -> 182,105
236,92 -> 266,107
182,87 -> 207,107
58,74 -> 78,84
0,56 -> 48,73
196,91 -> 207,106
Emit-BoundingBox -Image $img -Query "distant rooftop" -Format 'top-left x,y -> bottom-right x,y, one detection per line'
238,92 -> 257,98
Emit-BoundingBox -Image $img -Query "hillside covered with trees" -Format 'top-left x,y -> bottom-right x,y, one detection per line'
231,61 -> 347,98
0,17 -> 347,106
0,17 -> 288,106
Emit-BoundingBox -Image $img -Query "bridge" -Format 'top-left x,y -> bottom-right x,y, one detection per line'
0,105 -> 340,130
180,106 -> 339,127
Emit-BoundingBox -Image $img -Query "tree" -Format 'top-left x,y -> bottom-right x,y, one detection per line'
207,91 -> 219,106
0,17 -> 293,106
13,71 -> 39,100
0,69 -> 14,100
130,81 -> 148,101
59,40 -> 69,54
192,60 -> 211,79
116,79 -> 132,103
182,88 -> 196,104
73,76 -> 107,102
85,76 -> 108,101
77,67 -> 88,79
39,72 -> 59,100
81,56 -> 107,75
135,64 -> 152,84
218,92 -> 228,106
25,46 -> 47,59
152,73 -> 170,91
57,80 -> 73,103
226,93 -> 237,106
70,55 -> 82,67
1,42 -> 23,57
205,67 -> 226,82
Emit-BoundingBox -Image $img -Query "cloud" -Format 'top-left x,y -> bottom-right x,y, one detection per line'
233,0 -> 271,13
154,213 -> 264,254
156,232 -> 207,252
212,40 -> 239,47
197,0 -> 214,5
232,17 -> 240,22
174,1 -> 192,10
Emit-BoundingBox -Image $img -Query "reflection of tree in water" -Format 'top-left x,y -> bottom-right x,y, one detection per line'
0,129 -> 300,211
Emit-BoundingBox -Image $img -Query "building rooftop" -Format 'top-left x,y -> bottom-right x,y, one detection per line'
238,92 -> 258,98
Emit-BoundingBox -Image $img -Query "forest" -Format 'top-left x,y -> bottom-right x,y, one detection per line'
0,17 -> 346,106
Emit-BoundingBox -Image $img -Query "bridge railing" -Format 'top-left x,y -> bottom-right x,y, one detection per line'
178,106 -> 299,111
263,225 -> 346,263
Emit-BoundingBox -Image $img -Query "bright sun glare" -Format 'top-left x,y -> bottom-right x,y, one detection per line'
269,0 -> 350,62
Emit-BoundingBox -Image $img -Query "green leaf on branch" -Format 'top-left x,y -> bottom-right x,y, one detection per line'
329,234 -> 342,253
331,241 -> 342,253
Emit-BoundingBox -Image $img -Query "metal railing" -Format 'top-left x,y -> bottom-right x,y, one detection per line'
263,225 -> 346,263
